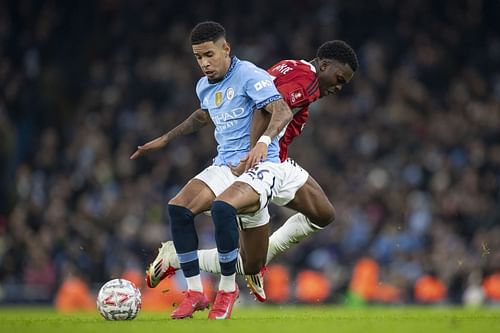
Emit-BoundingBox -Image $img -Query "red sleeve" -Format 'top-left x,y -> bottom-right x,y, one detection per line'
269,60 -> 320,108
270,61 -> 318,161
277,80 -> 316,109
279,107 -> 309,161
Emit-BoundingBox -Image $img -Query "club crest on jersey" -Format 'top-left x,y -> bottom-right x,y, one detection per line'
290,88 -> 305,105
226,87 -> 235,100
215,91 -> 224,106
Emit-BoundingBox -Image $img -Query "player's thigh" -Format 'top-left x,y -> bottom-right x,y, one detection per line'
239,224 -> 269,274
168,179 -> 215,215
286,175 -> 335,227
219,161 -> 280,213
216,181 -> 261,214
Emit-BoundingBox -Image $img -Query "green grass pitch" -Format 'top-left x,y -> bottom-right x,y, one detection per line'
1,306 -> 499,333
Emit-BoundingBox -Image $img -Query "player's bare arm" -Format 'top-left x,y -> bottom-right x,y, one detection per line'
244,99 -> 292,170
230,109 -> 269,176
130,108 -> 210,159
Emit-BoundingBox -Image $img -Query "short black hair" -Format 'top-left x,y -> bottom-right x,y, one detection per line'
317,40 -> 359,71
190,21 -> 226,45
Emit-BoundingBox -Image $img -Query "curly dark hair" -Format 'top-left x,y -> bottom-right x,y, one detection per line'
317,40 -> 359,71
190,21 -> 226,45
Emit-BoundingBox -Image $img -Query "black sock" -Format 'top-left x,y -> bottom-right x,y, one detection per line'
211,201 -> 239,276
168,204 -> 199,277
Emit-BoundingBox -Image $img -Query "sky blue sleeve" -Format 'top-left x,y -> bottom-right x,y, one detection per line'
244,65 -> 283,109
195,78 -> 208,111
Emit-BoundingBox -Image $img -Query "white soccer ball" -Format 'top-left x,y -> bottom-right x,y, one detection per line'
96,278 -> 142,320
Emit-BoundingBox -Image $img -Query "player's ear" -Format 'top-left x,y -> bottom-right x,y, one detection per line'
223,41 -> 231,57
319,59 -> 330,72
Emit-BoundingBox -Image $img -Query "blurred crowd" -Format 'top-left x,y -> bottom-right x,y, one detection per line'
1,0 -> 499,305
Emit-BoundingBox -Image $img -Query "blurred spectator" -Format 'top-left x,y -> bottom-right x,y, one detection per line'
295,270 -> 331,304
414,274 -> 448,304
264,264 -> 290,304
54,265 -> 94,313
482,272 -> 500,303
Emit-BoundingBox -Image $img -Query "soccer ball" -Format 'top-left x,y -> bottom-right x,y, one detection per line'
96,278 -> 142,320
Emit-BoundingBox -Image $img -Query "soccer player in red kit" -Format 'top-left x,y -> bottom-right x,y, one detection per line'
136,40 -> 358,302
269,58 -> 328,162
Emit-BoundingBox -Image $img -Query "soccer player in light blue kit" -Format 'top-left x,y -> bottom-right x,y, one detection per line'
131,21 -> 293,319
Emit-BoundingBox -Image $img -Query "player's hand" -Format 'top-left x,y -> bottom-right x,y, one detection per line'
130,135 -> 167,160
229,157 -> 248,176
245,142 -> 268,171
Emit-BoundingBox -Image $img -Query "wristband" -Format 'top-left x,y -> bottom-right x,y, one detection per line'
257,135 -> 272,146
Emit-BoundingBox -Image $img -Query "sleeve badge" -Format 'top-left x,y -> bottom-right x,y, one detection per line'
290,88 -> 305,105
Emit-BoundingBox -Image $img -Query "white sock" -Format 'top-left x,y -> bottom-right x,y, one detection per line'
198,249 -> 245,275
186,275 -> 203,292
218,273 -> 236,292
193,214 -> 321,274
266,213 -> 322,264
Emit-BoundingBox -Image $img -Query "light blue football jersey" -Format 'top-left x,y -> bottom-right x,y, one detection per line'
196,57 -> 283,166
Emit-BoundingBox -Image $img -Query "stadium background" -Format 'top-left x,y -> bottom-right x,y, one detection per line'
0,0 -> 499,309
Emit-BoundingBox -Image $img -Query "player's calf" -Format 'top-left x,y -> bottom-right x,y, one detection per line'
242,255 -> 265,275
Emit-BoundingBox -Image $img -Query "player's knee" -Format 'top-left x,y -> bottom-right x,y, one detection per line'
168,197 -> 183,207
211,200 -> 237,228
168,192 -> 192,207
168,195 -> 210,214
327,204 -> 336,223
322,203 -> 336,226
311,203 -> 336,228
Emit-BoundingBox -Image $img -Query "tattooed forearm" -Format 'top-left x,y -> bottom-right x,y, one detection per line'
262,99 -> 293,139
251,109 -> 271,147
163,108 -> 210,143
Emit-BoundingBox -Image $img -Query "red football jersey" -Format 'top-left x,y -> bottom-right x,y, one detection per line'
267,60 -> 321,161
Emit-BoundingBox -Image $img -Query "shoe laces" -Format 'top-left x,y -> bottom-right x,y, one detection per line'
212,290 -> 233,312
178,290 -> 202,306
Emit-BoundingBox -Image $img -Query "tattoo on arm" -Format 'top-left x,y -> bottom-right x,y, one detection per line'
262,99 -> 293,139
163,108 -> 210,143
250,109 -> 271,147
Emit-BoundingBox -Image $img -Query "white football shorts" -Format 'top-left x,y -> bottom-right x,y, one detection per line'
193,164 -> 270,229
236,158 -> 309,228
194,165 -> 236,198
194,159 -> 309,229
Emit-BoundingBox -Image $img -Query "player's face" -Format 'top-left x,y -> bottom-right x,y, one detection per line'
318,60 -> 354,97
192,38 -> 231,81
